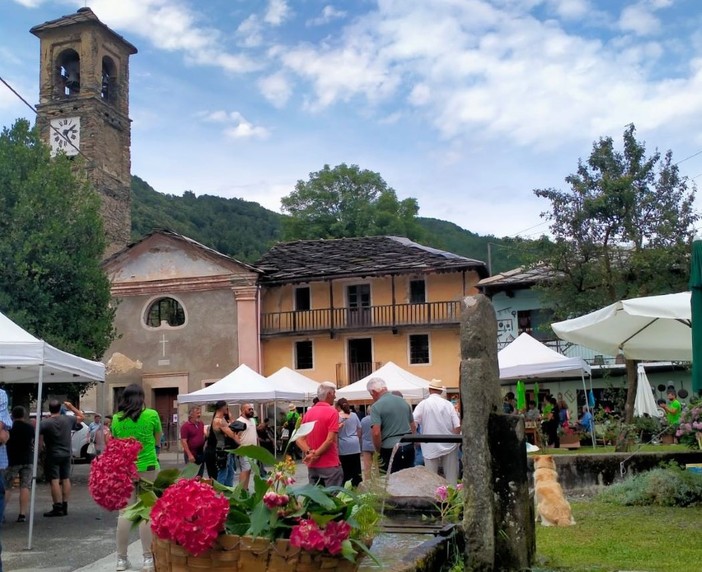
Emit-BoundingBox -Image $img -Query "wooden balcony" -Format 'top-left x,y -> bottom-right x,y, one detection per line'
261,301 -> 462,337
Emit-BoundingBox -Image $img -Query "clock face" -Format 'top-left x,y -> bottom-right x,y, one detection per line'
50,116 -> 80,156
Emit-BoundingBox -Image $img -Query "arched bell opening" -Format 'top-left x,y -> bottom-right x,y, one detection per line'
101,55 -> 117,102
55,49 -> 80,97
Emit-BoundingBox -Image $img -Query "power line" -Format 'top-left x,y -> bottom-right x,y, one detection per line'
0,74 -> 87,160
675,149 -> 702,166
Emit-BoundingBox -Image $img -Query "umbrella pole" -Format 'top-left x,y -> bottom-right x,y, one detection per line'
27,368 -> 44,550
585,372 -> 596,449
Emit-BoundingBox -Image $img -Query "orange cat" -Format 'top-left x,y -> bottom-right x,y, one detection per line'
533,455 -> 575,527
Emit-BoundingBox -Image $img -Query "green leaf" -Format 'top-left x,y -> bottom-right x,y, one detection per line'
247,502 -> 272,538
232,444 -> 277,466
152,468 -> 181,492
289,483 -> 337,511
179,463 -> 201,480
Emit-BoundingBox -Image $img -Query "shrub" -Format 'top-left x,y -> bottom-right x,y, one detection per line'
599,465 -> 702,507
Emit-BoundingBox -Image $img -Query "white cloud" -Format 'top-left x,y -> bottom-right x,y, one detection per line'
200,110 -> 269,140
545,0 -> 591,20
69,0 -> 259,73
258,72 -> 292,108
11,0 -> 44,7
264,0 -> 290,26
307,5 -> 347,27
237,15 -> 263,48
619,3 -> 661,36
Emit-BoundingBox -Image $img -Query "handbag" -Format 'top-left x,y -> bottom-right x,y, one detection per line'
215,448 -> 229,471
280,428 -> 290,440
87,442 -> 97,456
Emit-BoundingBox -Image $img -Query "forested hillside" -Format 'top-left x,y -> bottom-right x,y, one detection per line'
131,176 -> 528,272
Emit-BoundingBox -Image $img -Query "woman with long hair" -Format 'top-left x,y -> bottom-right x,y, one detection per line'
110,384 -> 162,572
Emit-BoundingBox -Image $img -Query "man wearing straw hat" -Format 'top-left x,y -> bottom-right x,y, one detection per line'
412,379 -> 461,485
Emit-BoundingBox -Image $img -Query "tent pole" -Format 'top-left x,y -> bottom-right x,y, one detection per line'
27,367 -> 44,550
587,372 -> 596,449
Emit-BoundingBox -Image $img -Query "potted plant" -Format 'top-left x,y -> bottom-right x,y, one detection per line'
89,425 -> 379,572
558,423 -> 582,449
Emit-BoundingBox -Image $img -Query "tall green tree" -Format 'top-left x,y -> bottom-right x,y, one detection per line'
0,119 -> 116,401
280,163 -> 424,240
532,124 -> 698,424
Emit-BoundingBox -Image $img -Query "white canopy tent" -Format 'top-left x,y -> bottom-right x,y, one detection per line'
635,364 -> 663,418
335,361 -> 430,402
177,364 -> 306,404
0,311 -> 105,550
267,367 -> 320,401
551,292 -> 692,361
498,333 -> 595,445
498,333 -> 592,380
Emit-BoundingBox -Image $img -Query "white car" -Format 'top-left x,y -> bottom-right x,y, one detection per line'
30,411 -> 94,461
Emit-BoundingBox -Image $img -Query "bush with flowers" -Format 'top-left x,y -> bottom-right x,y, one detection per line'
675,397 -> 702,449
89,423 -> 380,569
433,483 -> 464,525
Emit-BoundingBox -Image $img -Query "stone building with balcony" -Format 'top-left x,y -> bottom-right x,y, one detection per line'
256,236 -> 488,392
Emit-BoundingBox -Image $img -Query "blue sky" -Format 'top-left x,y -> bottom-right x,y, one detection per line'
2,0 -> 702,238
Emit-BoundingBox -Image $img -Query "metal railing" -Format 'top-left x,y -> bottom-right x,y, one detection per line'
261,301 -> 462,335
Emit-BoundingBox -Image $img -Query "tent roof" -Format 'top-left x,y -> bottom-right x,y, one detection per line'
267,367 -> 320,400
336,361 -> 429,401
0,311 -> 104,383
177,364 -> 305,404
498,333 -> 591,380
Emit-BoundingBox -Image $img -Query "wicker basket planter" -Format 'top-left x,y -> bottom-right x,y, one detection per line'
153,535 -> 362,572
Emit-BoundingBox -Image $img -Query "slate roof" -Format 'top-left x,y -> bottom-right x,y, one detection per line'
256,236 -> 488,285
477,265 -> 557,292
30,8 -> 138,54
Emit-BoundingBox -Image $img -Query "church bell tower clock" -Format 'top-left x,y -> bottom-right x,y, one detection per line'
31,8 -> 138,256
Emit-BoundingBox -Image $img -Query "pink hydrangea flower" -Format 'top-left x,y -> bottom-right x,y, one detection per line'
89,438 -> 142,511
323,520 -> 351,555
290,519 -> 326,552
150,479 -> 229,556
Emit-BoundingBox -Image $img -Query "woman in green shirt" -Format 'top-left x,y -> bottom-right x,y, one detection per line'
111,384 -> 162,572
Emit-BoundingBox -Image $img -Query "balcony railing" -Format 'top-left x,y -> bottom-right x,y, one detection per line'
261,301 -> 462,336
335,361 -> 382,387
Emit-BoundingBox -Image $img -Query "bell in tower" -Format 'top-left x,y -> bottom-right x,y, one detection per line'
31,8 -> 138,257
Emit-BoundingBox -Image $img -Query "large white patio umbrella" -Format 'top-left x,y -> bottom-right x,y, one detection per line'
551,292 -> 691,361
634,364 -> 662,418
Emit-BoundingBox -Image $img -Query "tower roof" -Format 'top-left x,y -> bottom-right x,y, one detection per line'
30,7 -> 137,55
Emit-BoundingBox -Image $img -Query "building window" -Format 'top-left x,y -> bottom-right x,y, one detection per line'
409,334 -> 430,364
145,297 -> 185,328
295,287 -> 311,311
409,280 -> 426,304
517,309 -> 554,341
295,340 -> 313,370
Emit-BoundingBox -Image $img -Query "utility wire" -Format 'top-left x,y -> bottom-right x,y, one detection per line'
0,74 -> 87,160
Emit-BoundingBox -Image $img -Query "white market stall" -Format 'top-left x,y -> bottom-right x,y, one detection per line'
498,333 -> 595,444
0,311 -> 105,550
335,361 -> 430,402
267,367 -> 320,401
177,364 -> 310,453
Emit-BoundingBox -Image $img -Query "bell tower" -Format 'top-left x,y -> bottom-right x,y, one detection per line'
31,8 -> 138,256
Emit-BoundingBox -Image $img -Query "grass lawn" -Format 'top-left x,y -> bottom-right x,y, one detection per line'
535,500 -> 702,571
534,444 -> 689,455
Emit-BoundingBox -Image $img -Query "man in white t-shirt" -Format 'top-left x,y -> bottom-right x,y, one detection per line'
236,403 -> 258,490
412,379 -> 461,485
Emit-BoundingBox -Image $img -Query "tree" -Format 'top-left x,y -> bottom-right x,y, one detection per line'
280,163 -> 424,240
0,119 -> 116,402
532,125 -> 698,425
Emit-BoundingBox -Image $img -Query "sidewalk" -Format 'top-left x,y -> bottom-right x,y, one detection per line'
73,457 -> 309,572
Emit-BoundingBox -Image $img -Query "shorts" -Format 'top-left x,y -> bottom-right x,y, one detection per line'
238,456 -> 252,472
4,464 -> 32,489
44,455 -> 71,481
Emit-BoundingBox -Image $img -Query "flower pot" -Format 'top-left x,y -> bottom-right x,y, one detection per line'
660,434 -> 675,445
560,434 -> 581,449
153,535 -> 362,572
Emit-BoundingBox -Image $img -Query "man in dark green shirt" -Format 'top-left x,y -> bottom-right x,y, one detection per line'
367,378 -> 415,473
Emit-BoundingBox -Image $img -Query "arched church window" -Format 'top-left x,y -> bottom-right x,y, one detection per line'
145,297 -> 186,328
56,49 -> 80,97
101,56 -> 117,102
